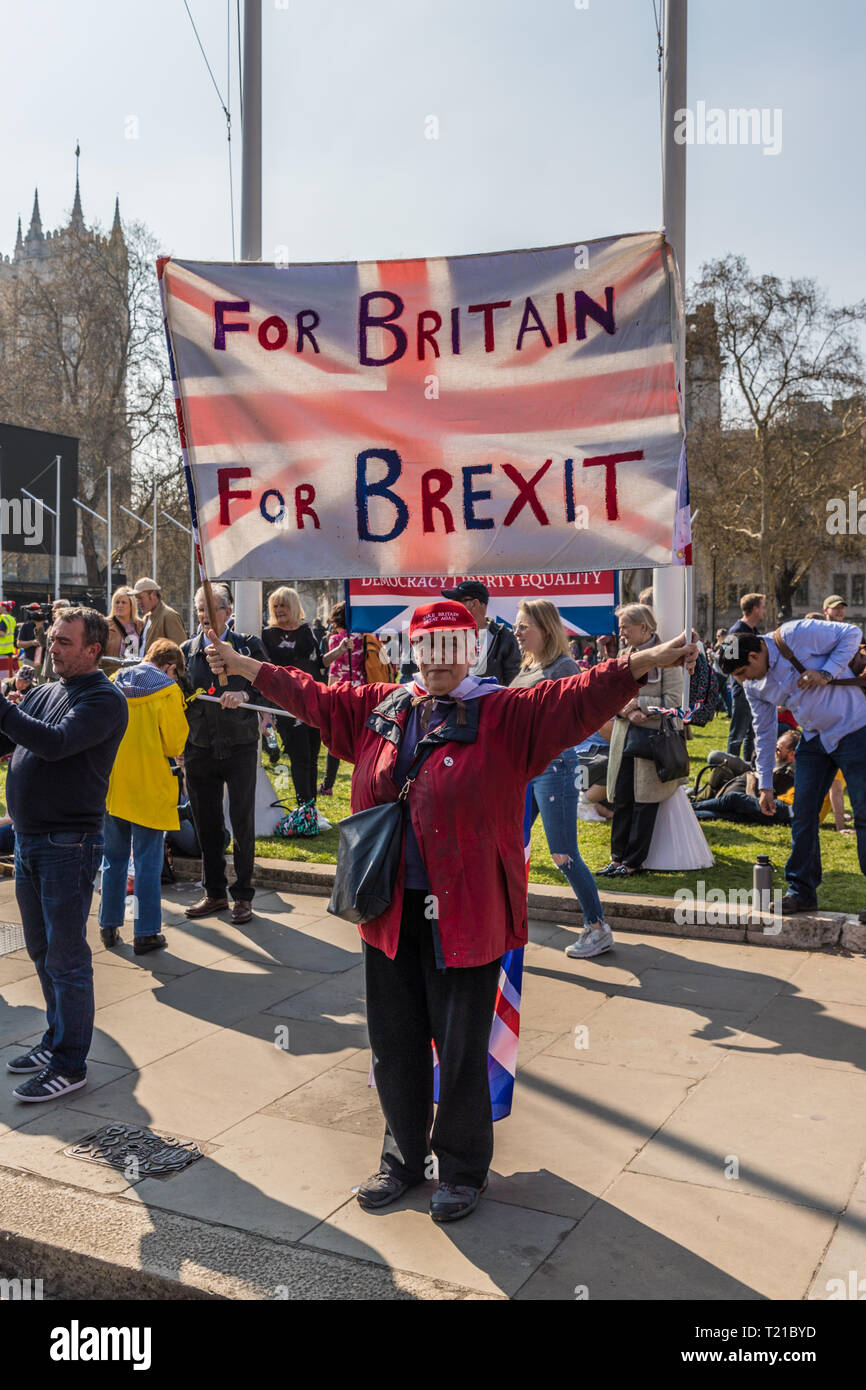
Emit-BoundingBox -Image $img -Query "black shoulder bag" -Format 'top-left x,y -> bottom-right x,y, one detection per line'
328,743 -> 436,925
623,715 -> 689,782
649,714 -> 690,782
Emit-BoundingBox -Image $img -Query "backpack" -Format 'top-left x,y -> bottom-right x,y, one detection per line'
276,802 -> 320,838
362,633 -> 394,684
687,646 -> 721,727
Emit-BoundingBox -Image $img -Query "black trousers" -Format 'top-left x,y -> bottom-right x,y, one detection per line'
364,890 -> 501,1188
276,717 -> 321,804
184,742 -> 258,902
727,681 -> 755,761
322,750 -> 340,790
610,753 -> 660,868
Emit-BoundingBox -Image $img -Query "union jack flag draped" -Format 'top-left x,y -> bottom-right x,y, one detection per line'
433,789 -> 531,1121
158,231 -> 685,581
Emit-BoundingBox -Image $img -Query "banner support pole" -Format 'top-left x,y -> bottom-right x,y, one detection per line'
343,578 -> 353,683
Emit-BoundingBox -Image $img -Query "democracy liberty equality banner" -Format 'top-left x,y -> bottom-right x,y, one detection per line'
348,571 -> 620,639
158,231 -> 685,581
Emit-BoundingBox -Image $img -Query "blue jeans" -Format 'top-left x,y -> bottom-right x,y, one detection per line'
530,748 -> 604,925
696,791 -> 792,825
15,830 -> 103,1077
0,824 -> 14,854
787,723 -> 866,905
718,678 -> 733,717
727,680 -> 754,761
99,815 -> 165,938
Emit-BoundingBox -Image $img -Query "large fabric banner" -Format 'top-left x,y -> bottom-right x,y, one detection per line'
158,231 -> 684,581
348,571 -> 619,638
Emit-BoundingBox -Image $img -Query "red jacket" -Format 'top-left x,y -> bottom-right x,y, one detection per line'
255,657 -> 642,967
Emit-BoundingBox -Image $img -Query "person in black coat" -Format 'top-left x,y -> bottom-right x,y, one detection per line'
260,586 -> 324,806
181,585 -> 267,926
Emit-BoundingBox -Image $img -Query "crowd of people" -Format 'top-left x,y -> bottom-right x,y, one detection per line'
0,573 -> 863,1223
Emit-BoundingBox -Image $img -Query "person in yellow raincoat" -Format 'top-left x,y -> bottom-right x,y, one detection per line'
99,639 -> 189,957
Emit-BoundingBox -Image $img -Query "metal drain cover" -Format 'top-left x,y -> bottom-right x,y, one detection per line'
0,922 -> 26,956
65,1124 -> 203,1177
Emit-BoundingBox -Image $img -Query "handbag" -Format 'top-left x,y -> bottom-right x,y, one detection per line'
649,714 -> 690,783
623,721 -> 656,759
328,743 -> 435,925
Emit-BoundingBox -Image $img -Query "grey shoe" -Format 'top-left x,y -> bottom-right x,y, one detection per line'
355,1169 -> 422,1211
565,923 -> 614,959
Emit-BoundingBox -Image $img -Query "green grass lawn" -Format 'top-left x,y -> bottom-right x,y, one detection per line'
252,713 -> 862,913
2,712 -> 860,911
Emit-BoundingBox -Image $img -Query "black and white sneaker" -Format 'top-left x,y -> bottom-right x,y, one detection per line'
12,1067 -> 87,1102
6,1047 -> 54,1074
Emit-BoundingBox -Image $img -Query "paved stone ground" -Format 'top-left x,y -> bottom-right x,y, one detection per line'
0,872 -> 865,1300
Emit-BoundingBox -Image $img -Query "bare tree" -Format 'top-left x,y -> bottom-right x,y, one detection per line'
688,256 -> 866,618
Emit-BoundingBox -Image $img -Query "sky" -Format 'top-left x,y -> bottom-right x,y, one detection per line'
1,0 -> 864,311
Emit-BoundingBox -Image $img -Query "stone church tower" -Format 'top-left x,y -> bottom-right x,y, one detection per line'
0,168 -> 130,604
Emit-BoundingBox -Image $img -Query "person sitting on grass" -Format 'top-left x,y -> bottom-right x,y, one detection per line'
695,732 -> 796,825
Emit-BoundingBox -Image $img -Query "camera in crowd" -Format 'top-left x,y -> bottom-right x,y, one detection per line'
19,602 -> 53,622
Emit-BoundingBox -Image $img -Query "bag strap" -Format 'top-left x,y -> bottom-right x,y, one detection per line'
772,628 -> 806,674
773,627 -> 866,688
397,741 -> 438,800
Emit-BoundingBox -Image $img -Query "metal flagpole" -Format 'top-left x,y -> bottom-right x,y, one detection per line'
106,468 -> 112,614
119,502 -> 154,584
0,448 -> 4,602
152,492 -> 157,582
232,0 -> 264,643
654,0 -> 690,669
161,510 -> 195,630
21,481 -> 57,603
662,0 -> 687,289
343,578 -> 353,682
55,455 -> 61,600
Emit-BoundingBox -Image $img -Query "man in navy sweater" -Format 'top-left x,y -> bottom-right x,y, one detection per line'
0,608 -> 128,1102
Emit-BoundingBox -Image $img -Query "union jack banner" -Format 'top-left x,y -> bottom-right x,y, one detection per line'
157,232 -> 685,581
348,571 -> 619,640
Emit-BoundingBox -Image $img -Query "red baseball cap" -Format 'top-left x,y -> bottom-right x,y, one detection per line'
409,600 -> 477,640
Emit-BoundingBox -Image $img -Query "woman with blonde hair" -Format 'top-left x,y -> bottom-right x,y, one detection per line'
261,586 -> 324,806
509,599 -> 614,960
104,587 -> 143,660
597,603 -> 686,878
